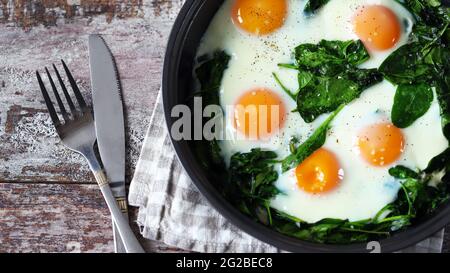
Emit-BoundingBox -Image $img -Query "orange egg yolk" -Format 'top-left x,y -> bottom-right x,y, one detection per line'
353,5 -> 401,51
231,0 -> 288,35
358,123 -> 405,167
233,88 -> 286,140
295,148 -> 343,194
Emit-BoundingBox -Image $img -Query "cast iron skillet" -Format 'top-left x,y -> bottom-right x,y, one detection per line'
162,0 -> 450,253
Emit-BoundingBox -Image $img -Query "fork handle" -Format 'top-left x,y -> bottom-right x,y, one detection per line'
97,176 -> 145,253
84,149 -> 145,253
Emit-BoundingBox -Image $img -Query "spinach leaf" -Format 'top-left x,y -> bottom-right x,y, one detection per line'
436,78 -> 450,139
433,45 -> 450,138
379,43 -> 436,85
281,105 -> 343,172
297,69 -> 382,122
229,149 -> 280,224
304,0 -> 330,14
389,166 -> 420,179
193,51 -> 231,171
270,210 -> 388,244
391,83 -> 434,128
388,158 -> 450,222
398,0 -> 450,31
195,50 -> 231,106
379,25 -> 448,86
297,71 -> 314,90
395,176 -> 449,219
424,147 -> 450,173
294,40 -> 371,74
280,40 -> 383,122
229,149 -> 279,199
380,1 -> 449,128
273,72 -> 296,100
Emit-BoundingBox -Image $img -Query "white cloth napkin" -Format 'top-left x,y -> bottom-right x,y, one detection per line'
128,90 -> 444,253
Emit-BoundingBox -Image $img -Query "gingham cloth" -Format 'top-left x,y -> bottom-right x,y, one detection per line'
128,90 -> 444,253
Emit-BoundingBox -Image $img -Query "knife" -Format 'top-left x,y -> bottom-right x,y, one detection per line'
88,34 -> 129,253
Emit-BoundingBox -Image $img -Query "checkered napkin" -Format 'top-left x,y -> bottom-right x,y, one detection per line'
128,90 -> 444,253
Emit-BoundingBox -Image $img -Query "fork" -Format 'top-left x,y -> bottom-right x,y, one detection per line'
36,60 -> 144,253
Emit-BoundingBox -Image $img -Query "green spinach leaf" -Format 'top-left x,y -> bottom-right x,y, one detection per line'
297,69 -> 382,122
391,83 -> 434,128
436,78 -> 450,139
379,43 -> 436,85
281,40 -> 383,123
281,105 -> 343,172
229,149 -> 280,224
397,0 -> 450,32
389,166 -> 420,179
295,40 -> 370,71
304,0 -> 330,14
380,0 -> 449,128
424,147 -> 450,173
270,209 -> 389,244
193,51 -> 231,171
195,50 -> 231,106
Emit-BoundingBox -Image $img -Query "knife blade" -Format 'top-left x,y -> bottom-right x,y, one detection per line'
88,34 -> 128,253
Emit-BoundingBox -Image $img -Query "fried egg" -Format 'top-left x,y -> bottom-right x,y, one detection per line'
196,0 -> 448,223
231,0 -> 288,35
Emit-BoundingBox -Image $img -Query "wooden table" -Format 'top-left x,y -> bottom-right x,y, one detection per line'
0,0 -> 449,253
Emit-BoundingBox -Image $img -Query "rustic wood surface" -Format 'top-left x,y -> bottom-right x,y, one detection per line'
0,0 -> 449,253
0,0 -> 187,253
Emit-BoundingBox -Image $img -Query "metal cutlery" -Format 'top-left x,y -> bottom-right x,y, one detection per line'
88,34 -> 128,253
36,61 -> 144,253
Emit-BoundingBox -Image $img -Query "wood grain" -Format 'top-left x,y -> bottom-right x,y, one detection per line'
0,0 -> 184,183
0,0 -> 179,31
0,183 -> 114,252
0,0 -> 186,253
0,182 -> 188,252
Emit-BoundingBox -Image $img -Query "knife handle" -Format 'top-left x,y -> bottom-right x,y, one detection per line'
113,197 -> 129,253
83,148 -> 145,253
98,183 -> 144,253
116,197 -> 128,213
113,212 -> 128,253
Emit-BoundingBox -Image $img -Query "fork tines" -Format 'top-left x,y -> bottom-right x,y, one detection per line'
36,60 -> 88,127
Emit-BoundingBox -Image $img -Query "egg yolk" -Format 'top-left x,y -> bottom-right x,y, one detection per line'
295,148 -> 343,194
358,123 -> 405,166
231,0 -> 288,35
233,88 -> 286,140
353,5 -> 401,51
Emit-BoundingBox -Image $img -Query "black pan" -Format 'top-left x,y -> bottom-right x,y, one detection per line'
162,0 -> 450,253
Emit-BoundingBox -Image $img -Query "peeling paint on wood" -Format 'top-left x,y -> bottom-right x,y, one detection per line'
0,0 -> 147,30
0,183 -> 114,252
5,104 -> 45,134
151,0 -> 176,17
0,0 -> 182,31
0,0 -> 187,252
0,0 -> 185,183
0,183 -> 188,252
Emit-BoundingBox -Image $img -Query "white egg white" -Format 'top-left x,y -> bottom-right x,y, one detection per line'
196,0 -> 448,223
